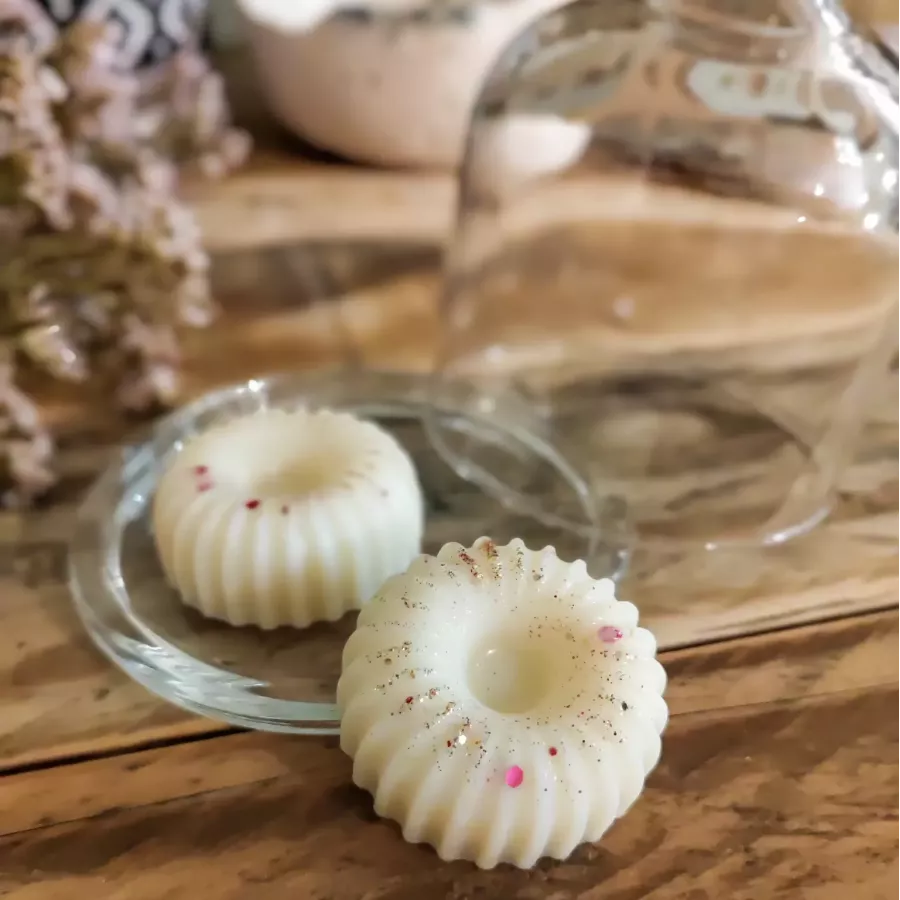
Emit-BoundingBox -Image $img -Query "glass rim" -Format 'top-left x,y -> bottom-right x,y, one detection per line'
423,376 -> 839,555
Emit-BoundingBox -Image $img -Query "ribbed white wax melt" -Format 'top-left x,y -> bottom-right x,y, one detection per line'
152,408 -> 424,629
337,537 -> 667,869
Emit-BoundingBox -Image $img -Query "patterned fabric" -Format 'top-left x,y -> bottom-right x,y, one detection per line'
34,0 -> 207,67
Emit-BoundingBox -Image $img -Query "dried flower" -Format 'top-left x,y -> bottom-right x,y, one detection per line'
0,2 -> 250,504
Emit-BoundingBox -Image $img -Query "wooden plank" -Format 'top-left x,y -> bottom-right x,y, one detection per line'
0,609 -> 894,836
0,237 -> 896,772
845,1 -> 900,25
0,611 -> 895,898
192,166 -> 453,252
0,578 -> 233,774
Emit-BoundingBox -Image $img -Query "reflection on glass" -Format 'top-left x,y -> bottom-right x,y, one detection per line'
430,0 -> 898,569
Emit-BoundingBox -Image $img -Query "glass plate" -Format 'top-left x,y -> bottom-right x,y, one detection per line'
68,369 -> 615,733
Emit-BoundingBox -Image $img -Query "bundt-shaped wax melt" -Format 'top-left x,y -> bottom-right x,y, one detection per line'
338,537 -> 667,868
152,408 -> 424,628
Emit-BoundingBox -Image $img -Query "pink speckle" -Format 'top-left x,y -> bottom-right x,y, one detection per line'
505,765 -> 524,788
245,499 -> 260,510
197,481 -> 213,493
598,626 -> 624,643
193,465 -> 208,476
548,747 -> 558,757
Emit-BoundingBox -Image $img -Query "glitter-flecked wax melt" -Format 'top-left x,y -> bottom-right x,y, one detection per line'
337,537 -> 668,869
152,408 -> 424,629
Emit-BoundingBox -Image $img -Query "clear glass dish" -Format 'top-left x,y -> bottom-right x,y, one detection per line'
68,369 -> 615,733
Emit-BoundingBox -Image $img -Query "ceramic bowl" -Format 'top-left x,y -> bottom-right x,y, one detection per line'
237,0 -> 573,169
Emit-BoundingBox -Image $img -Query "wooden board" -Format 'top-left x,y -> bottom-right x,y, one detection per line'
847,1 -> 900,26
1,611 -> 896,898
2,32 -> 898,771
0,31 -> 897,896
1,226 -> 896,772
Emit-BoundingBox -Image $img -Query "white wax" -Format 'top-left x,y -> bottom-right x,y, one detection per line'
338,537 -> 668,868
152,408 -> 424,629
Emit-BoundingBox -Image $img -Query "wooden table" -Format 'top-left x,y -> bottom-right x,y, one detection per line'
2,43 -> 899,898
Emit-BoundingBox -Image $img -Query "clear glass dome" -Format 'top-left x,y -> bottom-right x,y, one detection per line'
68,0 -> 897,734
429,0 -> 898,579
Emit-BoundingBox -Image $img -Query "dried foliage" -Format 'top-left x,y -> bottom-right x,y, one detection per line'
0,1 -> 249,505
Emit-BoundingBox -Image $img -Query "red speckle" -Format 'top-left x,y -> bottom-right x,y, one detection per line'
405,696 -> 414,704
549,747 -> 558,757
446,740 -> 452,748
458,549 -> 482,579
245,499 -> 260,510
598,625 -> 624,643
505,765 -> 524,788
193,465 -> 208,476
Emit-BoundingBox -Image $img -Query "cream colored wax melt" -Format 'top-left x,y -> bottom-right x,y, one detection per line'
337,537 -> 667,868
152,409 -> 424,629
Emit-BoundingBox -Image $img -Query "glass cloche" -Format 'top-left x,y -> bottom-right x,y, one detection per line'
428,0 -> 898,591
69,0 -> 897,733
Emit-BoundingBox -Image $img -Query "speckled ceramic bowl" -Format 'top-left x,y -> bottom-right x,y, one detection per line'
236,0 -> 576,169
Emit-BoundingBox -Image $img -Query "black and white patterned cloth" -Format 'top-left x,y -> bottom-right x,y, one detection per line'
35,0 -> 207,67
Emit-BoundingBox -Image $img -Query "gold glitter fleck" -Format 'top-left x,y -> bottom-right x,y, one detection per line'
483,539 -> 502,578
514,548 -> 525,573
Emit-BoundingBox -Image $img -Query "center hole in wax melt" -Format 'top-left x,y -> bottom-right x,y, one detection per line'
466,630 -> 557,715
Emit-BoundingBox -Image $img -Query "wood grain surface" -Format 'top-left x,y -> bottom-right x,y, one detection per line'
1,235 -> 896,773
1,26 -> 898,896
846,0 -> 900,26
4,161 -> 900,769
1,611 -> 896,899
